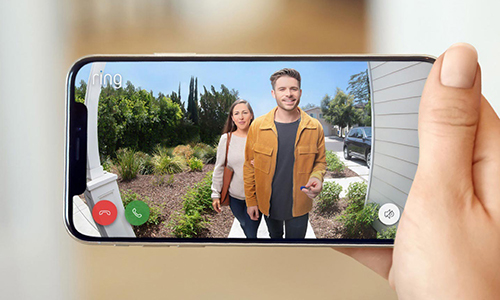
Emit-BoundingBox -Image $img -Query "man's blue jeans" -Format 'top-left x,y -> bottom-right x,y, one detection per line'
264,213 -> 309,239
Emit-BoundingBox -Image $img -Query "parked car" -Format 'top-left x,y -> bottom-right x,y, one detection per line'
343,127 -> 372,168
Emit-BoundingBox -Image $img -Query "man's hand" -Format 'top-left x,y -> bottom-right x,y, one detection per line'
301,177 -> 322,199
336,43 -> 500,299
247,205 -> 260,221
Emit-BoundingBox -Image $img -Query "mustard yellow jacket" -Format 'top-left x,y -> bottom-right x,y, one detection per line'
244,107 -> 326,217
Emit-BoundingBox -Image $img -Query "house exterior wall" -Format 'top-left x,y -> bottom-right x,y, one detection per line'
304,107 -> 336,136
367,60 -> 433,232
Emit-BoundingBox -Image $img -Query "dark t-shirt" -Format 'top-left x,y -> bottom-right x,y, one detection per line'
269,119 -> 300,220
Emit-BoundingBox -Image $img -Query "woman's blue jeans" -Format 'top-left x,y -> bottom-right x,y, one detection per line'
229,196 -> 261,238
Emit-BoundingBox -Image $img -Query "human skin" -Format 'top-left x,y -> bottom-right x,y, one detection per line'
337,43 -> 500,299
212,103 -> 253,213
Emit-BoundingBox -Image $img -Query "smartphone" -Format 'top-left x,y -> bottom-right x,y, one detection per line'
65,54 -> 435,246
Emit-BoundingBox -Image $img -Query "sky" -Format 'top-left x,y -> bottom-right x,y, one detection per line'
75,59 -> 368,118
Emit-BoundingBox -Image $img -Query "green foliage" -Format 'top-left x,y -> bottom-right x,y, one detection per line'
188,157 -> 204,172
169,211 -> 207,238
347,69 -> 371,127
135,152 -> 154,175
347,181 -> 368,204
182,172 -> 213,214
337,181 -> 378,237
377,226 -> 398,239
168,172 -> 213,238
347,69 -> 370,104
317,181 -> 343,212
325,150 -> 346,173
192,143 -> 217,164
198,85 -> 239,145
100,156 -> 113,172
96,81 -> 184,158
187,76 -> 199,125
321,88 -> 362,138
115,148 -> 142,181
152,147 -> 186,175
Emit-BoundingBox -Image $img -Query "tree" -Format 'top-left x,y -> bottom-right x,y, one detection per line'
198,84 -> 239,144
187,76 -> 199,125
347,69 -> 370,104
323,88 -> 361,138
347,69 -> 371,126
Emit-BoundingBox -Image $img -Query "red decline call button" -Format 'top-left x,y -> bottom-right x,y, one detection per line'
92,200 -> 117,226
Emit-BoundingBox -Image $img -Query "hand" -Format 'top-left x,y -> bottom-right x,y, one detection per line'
301,177 -> 322,199
247,205 -> 260,221
212,198 -> 221,213
336,43 -> 500,299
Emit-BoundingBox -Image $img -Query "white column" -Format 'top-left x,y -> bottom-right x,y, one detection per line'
84,63 -> 135,238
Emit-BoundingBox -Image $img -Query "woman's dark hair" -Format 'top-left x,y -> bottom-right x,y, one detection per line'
221,99 -> 254,134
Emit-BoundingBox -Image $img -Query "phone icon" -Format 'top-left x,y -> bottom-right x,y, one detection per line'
132,208 -> 142,218
125,200 -> 150,226
99,210 -> 111,216
91,200 -> 117,226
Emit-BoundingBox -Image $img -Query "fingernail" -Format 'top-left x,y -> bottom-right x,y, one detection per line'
440,43 -> 478,88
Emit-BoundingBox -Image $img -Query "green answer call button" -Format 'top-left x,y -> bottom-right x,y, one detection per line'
125,200 -> 150,226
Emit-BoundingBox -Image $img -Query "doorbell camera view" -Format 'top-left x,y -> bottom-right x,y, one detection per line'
67,57 -> 433,244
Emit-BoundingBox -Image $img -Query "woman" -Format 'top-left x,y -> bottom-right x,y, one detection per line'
211,99 -> 262,238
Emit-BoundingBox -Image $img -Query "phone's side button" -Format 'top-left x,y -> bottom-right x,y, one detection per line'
113,244 -> 129,247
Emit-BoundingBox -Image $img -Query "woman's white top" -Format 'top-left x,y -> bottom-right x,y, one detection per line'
211,133 -> 247,201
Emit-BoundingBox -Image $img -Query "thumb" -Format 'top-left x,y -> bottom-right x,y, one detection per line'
418,43 -> 481,189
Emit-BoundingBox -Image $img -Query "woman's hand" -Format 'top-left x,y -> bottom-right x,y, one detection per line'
337,43 -> 500,299
212,198 -> 222,213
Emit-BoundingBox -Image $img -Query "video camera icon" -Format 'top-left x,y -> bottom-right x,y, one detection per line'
378,203 -> 400,226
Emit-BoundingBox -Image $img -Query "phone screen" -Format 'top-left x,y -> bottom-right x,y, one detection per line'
65,56 -> 434,245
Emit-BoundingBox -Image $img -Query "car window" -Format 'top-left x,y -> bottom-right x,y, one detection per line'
348,129 -> 357,137
364,127 -> 372,137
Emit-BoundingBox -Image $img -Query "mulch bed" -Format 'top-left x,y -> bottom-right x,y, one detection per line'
117,164 -> 234,238
116,165 -> 369,239
309,198 -> 377,239
324,167 -> 358,179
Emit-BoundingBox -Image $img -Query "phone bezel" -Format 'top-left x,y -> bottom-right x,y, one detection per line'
64,54 -> 436,247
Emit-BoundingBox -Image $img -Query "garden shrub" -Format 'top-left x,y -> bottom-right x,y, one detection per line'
182,172 -> 213,214
115,148 -> 142,181
101,156 -> 113,173
173,145 -> 194,159
347,181 -> 368,204
325,150 -> 346,173
169,211 -> 207,238
317,181 -> 342,212
168,172 -> 213,238
377,226 -> 398,239
191,143 -> 217,164
136,151 -> 154,175
152,150 -> 185,175
188,157 -> 204,172
337,181 -> 378,237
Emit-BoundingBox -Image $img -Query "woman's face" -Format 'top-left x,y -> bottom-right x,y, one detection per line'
231,103 -> 252,131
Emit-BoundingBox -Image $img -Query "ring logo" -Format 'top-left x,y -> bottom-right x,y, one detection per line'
92,70 -> 122,89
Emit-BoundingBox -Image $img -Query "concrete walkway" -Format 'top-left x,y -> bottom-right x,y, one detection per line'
227,214 -> 317,238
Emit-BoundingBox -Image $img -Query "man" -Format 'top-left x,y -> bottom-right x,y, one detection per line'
244,68 -> 326,239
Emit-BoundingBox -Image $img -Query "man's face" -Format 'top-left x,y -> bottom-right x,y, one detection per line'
271,76 -> 302,112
